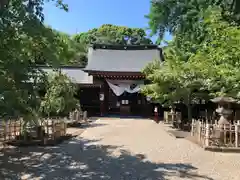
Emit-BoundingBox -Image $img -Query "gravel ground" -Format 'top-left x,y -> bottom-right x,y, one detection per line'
0,118 -> 240,180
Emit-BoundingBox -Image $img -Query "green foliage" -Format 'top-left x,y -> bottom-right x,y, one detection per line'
146,0 -> 240,43
40,72 -> 78,116
193,8 -> 240,97
73,24 -> 153,45
144,6 -> 240,120
142,44 -> 209,106
51,30 -> 88,66
0,0 -> 67,121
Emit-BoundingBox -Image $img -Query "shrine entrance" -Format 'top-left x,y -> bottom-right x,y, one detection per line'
82,43 -> 163,118
106,79 -> 151,117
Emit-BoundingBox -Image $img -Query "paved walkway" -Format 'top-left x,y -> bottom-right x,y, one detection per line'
1,118 -> 240,179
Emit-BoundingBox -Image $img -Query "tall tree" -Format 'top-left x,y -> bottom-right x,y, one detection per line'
143,7 -> 240,121
0,0 -> 68,119
146,0 -> 240,43
50,30 -> 88,66
192,8 -> 240,98
142,41 -> 210,121
73,24 -> 153,46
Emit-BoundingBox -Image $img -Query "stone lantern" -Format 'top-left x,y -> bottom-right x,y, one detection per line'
211,96 -> 237,125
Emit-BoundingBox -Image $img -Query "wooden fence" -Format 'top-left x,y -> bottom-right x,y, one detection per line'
191,119 -> 240,148
164,111 -> 182,127
69,110 -> 87,123
0,118 -> 67,142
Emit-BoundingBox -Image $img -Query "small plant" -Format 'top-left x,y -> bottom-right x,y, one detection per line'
40,71 -> 78,117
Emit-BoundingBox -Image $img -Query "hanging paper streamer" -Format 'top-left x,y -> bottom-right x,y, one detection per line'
106,79 -> 143,96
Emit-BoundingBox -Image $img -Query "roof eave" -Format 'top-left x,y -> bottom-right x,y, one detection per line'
89,43 -> 161,51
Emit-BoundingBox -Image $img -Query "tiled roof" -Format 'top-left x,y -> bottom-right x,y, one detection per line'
41,67 -> 93,84
84,44 -> 162,72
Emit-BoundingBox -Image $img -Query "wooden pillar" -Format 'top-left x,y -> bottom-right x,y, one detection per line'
100,84 -> 105,116
100,79 -> 109,116
235,124 -> 239,147
103,80 -> 109,115
205,123 -> 210,147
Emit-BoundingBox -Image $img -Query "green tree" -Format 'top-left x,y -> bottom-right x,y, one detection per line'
142,42 -> 210,121
0,0 -> 67,121
40,72 -> 78,117
73,24 -> 153,45
192,8 -> 240,98
51,30 -> 88,66
146,0 -> 240,43
143,7 -> 240,121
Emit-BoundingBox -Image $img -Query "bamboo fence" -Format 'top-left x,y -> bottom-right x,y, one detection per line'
0,118 -> 67,142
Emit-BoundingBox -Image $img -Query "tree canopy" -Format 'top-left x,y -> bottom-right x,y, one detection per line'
146,0 -> 240,43
73,24 -> 153,46
143,4 -> 240,121
40,24 -> 153,67
40,72 -> 78,117
0,0 -> 70,119
49,29 -> 88,66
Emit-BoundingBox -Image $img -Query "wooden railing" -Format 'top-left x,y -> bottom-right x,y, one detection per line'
0,118 -> 67,142
164,111 -> 182,127
191,120 -> 240,148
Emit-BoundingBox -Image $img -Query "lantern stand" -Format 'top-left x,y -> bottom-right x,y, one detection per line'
211,96 -> 236,125
211,96 -> 237,143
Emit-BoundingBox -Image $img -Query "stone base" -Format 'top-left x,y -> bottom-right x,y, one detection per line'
204,146 -> 240,153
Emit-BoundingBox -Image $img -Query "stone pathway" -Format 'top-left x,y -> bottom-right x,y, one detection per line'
0,118 -> 240,179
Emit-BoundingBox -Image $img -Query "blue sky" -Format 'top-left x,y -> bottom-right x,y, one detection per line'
43,0 -> 171,43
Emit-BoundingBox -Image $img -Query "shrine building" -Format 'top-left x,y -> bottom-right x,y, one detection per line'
41,44 -> 164,117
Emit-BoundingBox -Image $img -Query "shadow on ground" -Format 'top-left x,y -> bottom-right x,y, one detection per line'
68,121 -> 107,129
0,138 -> 213,180
167,130 -> 190,139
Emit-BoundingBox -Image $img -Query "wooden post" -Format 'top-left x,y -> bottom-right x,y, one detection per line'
223,124 -> 227,144
171,107 -> 174,125
69,112 -> 73,123
76,110 -> 79,122
8,120 -> 11,140
205,123 -> 210,147
100,84 -> 105,117
83,111 -> 87,122
198,121 -> 202,142
166,111 -> 169,123
64,122 -> 67,136
191,119 -> 195,136
20,118 -> 22,136
163,111 -> 166,123
52,119 -> 55,140
235,124 -> 239,147
13,119 -> 16,139
229,124 -> 232,144
3,120 -> 6,141
46,119 -> 49,137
